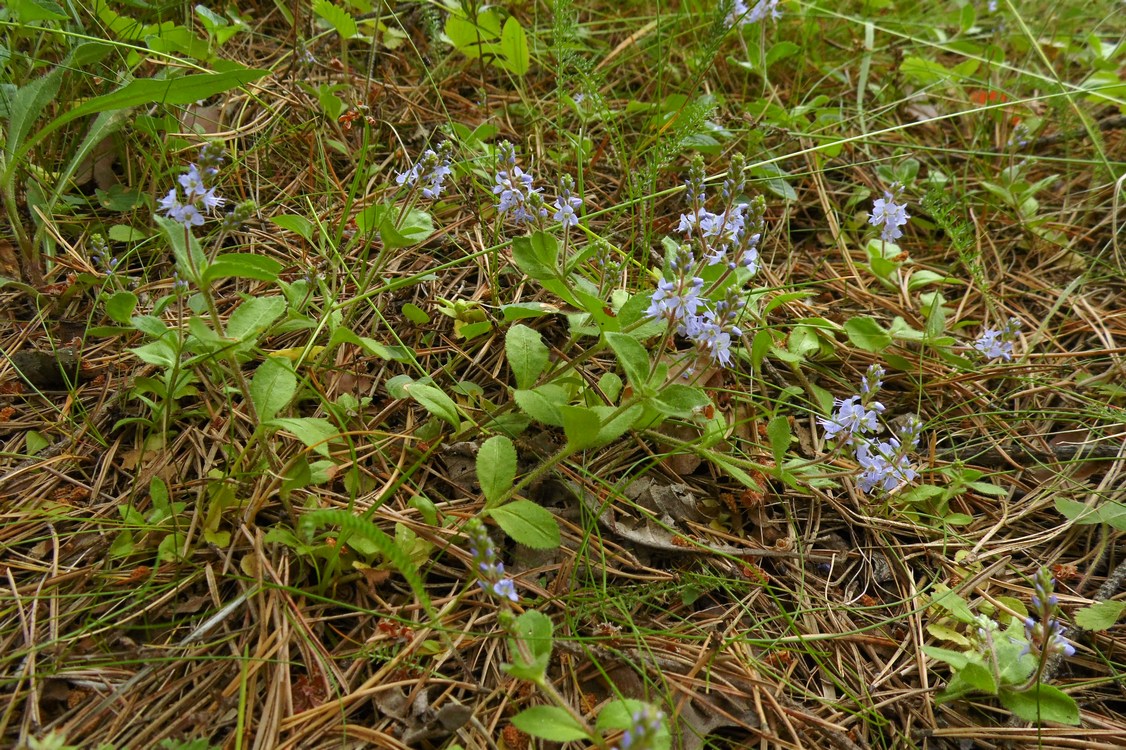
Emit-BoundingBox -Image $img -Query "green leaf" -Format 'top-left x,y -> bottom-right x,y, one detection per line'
487,500 -> 561,549
107,224 -> 146,242
130,338 -> 178,368
9,0 -> 69,22
937,660 -> 997,702
844,316 -> 892,352
20,68 -> 268,160
203,253 -> 283,284
383,207 -> 434,249
312,0 -> 358,38
559,404 -> 602,450
269,417 -> 343,458
1056,497 -> 1126,530
299,508 -> 435,619
498,16 -> 531,75
403,383 -> 461,430
25,430 -> 49,455
999,684 -> 1080,725
501,301 -> 563,321
104,291 -> 138,324
503,609 -> 553,681
930,585 -> 976,623
477,435 -> 517,506
226,296 -> 286,343
250,357 -> 296,422
514,386 -> 566,427
605,331 -> 651,388
444,7 -> 502,59
749,162 -> 797,201
510,706 -> 589,743
767,415 -> 791,465
1074,600 -> 1125,631
157,214 -> 206,286
595,403 -> 643,445
270,214 -> 314,242
511,231 -> 559,281
506,324 -> 549,390
402,303 -> 430,324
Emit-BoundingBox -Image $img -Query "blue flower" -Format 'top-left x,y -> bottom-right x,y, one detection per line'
646,276 -> 704,325
820,396 -> 883,443
861,364 -> 885,396
396,143 -> 454,199
159,147 -> 227,228
855,438 -> 917,493
553,174 -> 583,230
727,0 -> 781,28
974,318 -> 1020,361
466,518 -> 519,604
619,705 -> 665,750
869,190 -> 910,243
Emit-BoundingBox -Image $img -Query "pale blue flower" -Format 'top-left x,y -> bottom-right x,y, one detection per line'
870,190 -> 910,242
619,705 -> 665,750
820,396 -> 883,443
855,438 -> 917,493
646,277 -> 704,324
727,0 -> 781,28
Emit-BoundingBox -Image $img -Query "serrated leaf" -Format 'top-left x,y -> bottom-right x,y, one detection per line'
250,357 -> 296,422
506,324 -> 549,389
559,404 -> 602,450
312,0 -> 358,38
403,383 -> 461,429
1074,600 -> 1125,631
487,500 -> 560,549
767,414 -> 790,465
514,386 -> 565,427
477,435 -> 516,506
226,296 -> 286,343
510,706 -> 589,742
844,316 -> 892,352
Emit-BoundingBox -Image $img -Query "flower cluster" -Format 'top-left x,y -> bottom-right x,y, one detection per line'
726,0 -> 781,27
676,155 -> 764,273
553,174 -> 583,231
1024,568 -> 1076,659
646,157 -> 764,369
158,143 -> 227,229
396,141 -> 454,200
820,365 -> 921,494
869,186 -> 910,243
493,141 -> 545,225
465,518 -> 518,603
493,141 -> 584,231
618,705 -> 665,750
973,317 -> 1021,361
89,233 -> 119,276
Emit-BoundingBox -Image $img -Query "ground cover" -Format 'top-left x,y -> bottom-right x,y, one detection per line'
1,1 -> 1124,748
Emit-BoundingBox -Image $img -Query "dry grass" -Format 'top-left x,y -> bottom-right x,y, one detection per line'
2,1 -> 1125,749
